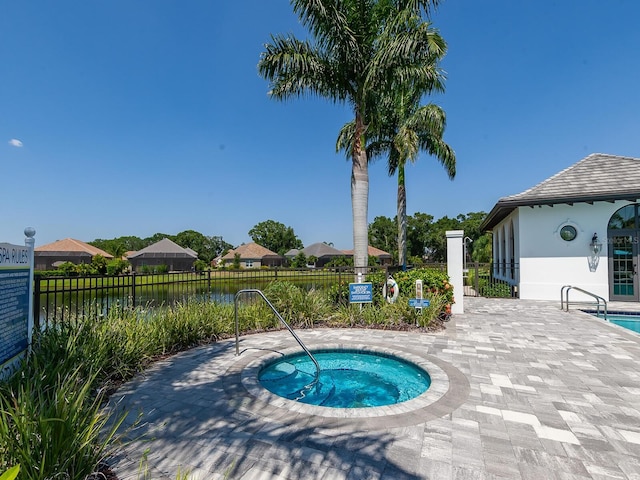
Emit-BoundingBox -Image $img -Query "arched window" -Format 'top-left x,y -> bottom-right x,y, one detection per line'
608,204 -> 638,230
608,203 -> 640,300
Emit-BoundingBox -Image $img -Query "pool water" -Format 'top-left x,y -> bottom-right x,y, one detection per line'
258,350 -> 431,408
586,311 -> 640,334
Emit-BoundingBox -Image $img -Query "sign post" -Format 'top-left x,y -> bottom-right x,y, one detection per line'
0,228 -> 35,378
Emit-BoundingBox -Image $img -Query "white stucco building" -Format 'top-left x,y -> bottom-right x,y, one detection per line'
481,153 -> 640,302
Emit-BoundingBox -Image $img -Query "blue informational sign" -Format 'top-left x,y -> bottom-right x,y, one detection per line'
409,298 -> 430,308
0,241 -> 32,369
349,282 -> 373,303
0,268 -> 30,366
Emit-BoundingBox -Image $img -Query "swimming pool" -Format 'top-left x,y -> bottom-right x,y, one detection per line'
585,311 -> 640,334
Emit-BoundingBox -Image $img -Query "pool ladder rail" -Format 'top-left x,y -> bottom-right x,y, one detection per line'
560,285 -> 608,320
234,289 -> 321,394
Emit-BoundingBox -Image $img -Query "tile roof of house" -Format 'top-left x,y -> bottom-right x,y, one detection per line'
301,242 -> 345,258
127,238 -> 198,259
482,153 -> 640,230
342,246 -> 392,257
221,242 -> 282,260
35,238 -> 114,258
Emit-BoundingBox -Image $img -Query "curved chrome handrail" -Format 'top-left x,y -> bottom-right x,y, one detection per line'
234,289 -> 321,386
561,285 -> 608,320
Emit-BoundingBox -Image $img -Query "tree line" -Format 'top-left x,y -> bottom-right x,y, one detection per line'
88,212 -> 491,271
89,230 -> 232,265
368,211 -> 491,264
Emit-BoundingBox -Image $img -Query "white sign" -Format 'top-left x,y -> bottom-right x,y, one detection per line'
0,243 -> 30,268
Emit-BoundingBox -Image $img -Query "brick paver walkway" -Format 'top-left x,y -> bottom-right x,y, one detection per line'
108,297 -> 640,479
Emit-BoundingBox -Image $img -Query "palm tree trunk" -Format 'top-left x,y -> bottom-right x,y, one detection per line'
352,113 -> 369,273
397,162 -> 407,269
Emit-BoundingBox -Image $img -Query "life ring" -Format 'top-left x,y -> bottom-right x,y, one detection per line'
382,277 -> 399,303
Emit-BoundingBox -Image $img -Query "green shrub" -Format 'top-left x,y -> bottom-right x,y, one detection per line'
323,269 -> 452,326
290,252 -> 307,268
296,288 -> 332,328
92,254 -> 108,275
479,281 -> 512,298
262,281 -> 331,328
193,259 -> 208,272
327,280 -> 350,306
324,256 -> 353,267
58,261 -> 80,276
106,258 -> 130,276
0,327 -> 126,479
365,268 -> 453,319
264,281 -> 304,321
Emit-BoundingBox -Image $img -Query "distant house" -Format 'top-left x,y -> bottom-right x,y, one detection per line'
285,242 -> 347,268
342,246 -> 394,266
127,238 -> 198,272
220,242 -> 285,268
35,238 -> 113,270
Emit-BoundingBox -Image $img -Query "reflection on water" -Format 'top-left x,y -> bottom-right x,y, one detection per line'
38,288 -> 237,326
37,284 -> 329,326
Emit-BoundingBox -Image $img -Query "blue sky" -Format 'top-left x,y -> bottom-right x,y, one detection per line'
2,1 -> 639,249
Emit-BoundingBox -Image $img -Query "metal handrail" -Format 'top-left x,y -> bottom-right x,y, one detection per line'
561,285 -> 608,320
234,289 -> 321,384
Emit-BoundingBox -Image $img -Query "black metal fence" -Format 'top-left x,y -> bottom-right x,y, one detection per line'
463,262 -> 519,298
34,266 -> 387,328
34,262 -> 518,328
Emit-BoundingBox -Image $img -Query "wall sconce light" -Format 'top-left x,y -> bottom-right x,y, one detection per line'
590,233 -> 602,256
588,233 -> 603,272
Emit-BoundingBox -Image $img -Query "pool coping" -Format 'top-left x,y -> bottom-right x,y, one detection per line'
223,339 -> 470,430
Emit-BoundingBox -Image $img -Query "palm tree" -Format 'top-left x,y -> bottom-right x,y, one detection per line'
338,87 -> 454,268
258,0 -> 444,271
377,90 -> 455,268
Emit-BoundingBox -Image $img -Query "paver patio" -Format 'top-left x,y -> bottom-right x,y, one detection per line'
108,297 -> 640,479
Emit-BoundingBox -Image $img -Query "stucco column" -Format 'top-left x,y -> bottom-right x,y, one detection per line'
446,230 -> 464,314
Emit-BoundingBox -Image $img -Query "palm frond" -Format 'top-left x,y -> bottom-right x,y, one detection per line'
336,120 -> 356,158
258,34 -> 348,101
406,103 -> 446,137
291,0 -> 361,57
367,14 -> 446,94
394,0 -> 442,18
419,134 -> 456,179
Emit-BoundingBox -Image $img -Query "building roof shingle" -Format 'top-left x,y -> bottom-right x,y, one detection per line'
127,238 -> 198,259
221,242 -> 282,260
300,243 -> 345,258
482,153 -> 640,230
35,238 -> 114,258
342,246 -> 392,258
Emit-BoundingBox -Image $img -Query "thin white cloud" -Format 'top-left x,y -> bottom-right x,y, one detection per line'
8,139 -> 23,147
